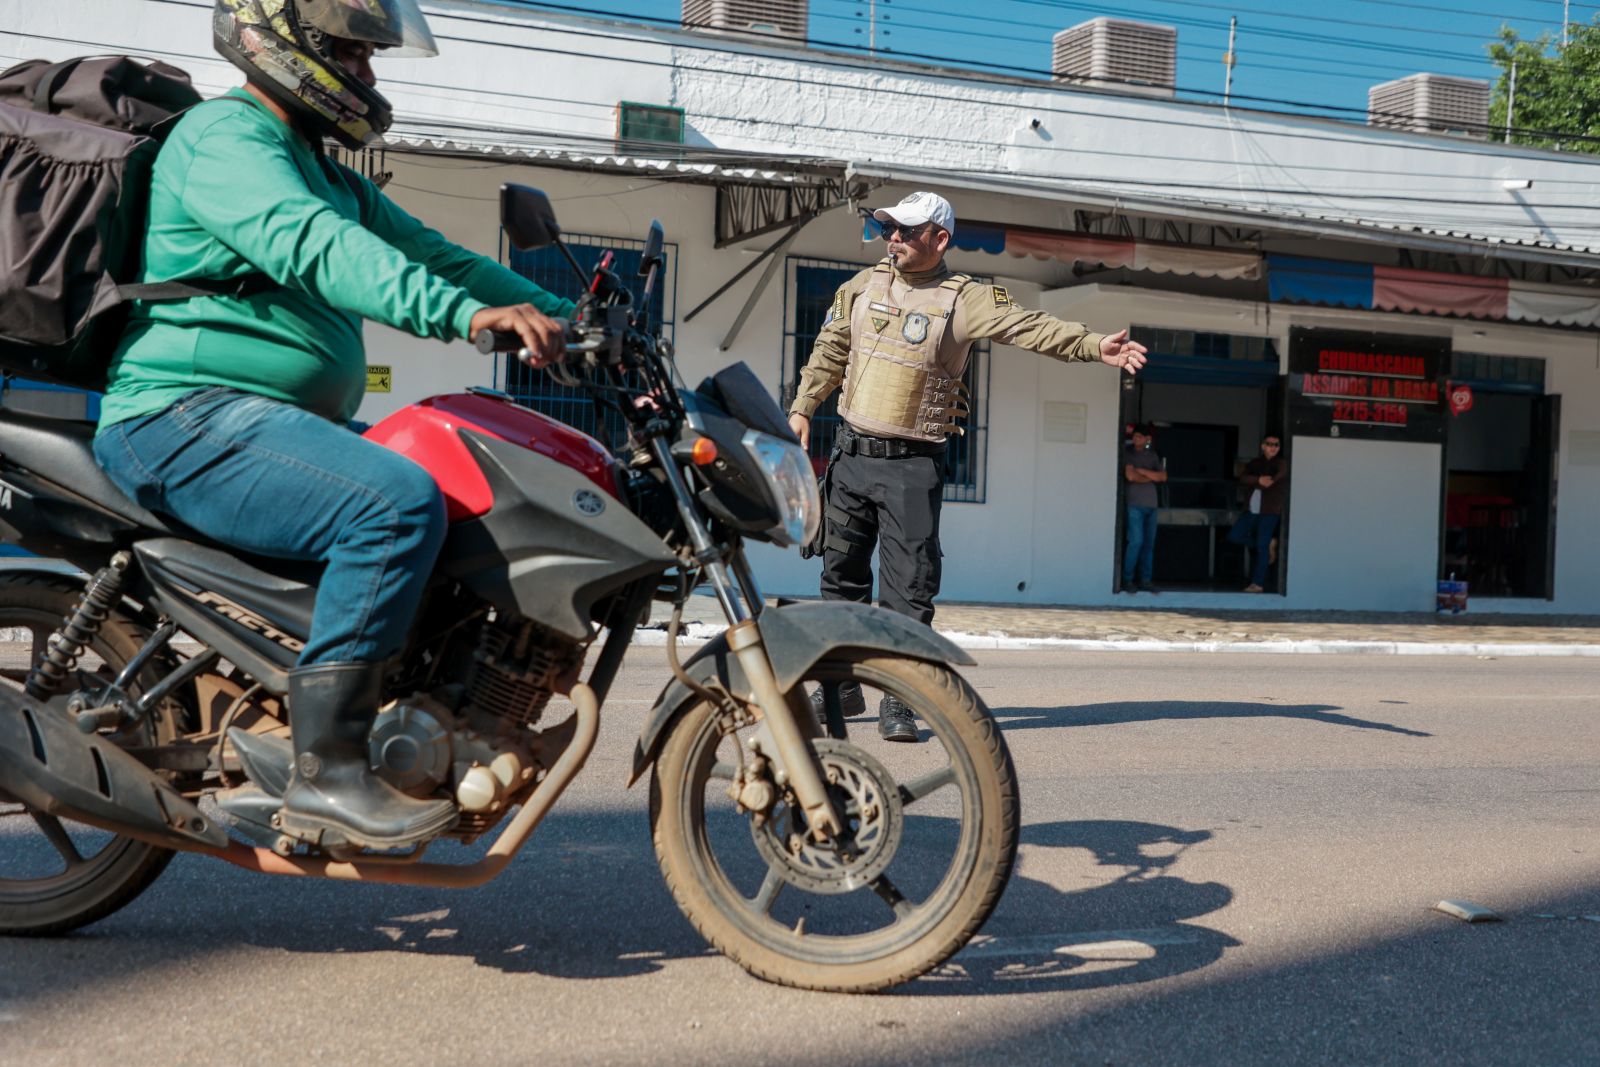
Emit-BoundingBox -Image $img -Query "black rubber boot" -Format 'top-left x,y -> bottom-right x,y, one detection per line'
278,663 -> 457,850
878,694 -> 920,743
810,681 -> 867,737
809,681 -> 867,720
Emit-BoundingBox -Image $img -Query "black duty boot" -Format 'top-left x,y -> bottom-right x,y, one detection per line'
878,694 -> 920,743
810,681 -> 867,737
278,663 -> 457,850
809,681 -> 867,719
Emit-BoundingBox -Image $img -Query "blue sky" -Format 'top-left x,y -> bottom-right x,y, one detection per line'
509,0 -> 1591,123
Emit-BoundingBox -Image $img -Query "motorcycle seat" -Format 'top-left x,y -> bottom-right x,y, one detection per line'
0,410 -> 174,532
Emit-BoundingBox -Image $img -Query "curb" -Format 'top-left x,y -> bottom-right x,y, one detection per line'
5,625 -> 1591,659
632,626 -> 1600,658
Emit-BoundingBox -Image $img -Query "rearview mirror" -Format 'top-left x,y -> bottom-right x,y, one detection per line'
500,183 -> 561,251
638,220 -> 665,277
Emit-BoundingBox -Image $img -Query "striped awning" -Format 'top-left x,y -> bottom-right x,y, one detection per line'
1268,254 -> 1600,328
865,218 -> 1263,280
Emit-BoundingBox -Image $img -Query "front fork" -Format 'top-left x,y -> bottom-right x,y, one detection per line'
649,437 -> 844,841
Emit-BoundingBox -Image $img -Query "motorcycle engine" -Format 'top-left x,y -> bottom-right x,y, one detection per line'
367,695 -> 537,820
369,615 -> 586,838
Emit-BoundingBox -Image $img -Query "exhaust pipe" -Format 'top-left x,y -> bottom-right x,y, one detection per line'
0,688 -> 228,850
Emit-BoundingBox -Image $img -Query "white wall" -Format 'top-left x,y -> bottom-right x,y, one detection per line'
1284,438 -> 1442,612
1044,283 -> 1600,613
13,0 -> 1600,257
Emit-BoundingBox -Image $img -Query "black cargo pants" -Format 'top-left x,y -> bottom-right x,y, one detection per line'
819,432 -> 945,626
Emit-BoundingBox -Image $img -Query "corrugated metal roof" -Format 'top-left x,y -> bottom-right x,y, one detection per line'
385,127 -> 845,186
847,163 -> 1600,270
377,133 -> 1600,270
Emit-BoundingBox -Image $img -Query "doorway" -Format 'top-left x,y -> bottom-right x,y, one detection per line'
1115,329 -> 1284,594
1441,353 -> 1557,600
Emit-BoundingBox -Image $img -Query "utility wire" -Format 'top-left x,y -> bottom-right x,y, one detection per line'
803,0 -> 1491,84
139,0 -> 1510,133
19,19 -> 1600,167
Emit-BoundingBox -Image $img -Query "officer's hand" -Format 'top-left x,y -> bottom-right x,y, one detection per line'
470,304 -> 565,367
1099,329 -> 1148,376
788,412 -> 811,449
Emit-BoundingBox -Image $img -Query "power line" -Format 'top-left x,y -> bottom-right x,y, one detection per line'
12,15 -> 1586,166
27,9 -> 1600,172
434,0 -> 1502,124
804,0 -> 1492,84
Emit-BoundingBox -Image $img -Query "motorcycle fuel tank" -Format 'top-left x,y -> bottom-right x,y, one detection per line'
365,391 -> 620,522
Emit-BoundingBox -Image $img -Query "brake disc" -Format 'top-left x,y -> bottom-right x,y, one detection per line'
750,738 -> 903,895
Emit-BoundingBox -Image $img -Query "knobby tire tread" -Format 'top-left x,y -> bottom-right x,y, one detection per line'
650,654 -> 1018,992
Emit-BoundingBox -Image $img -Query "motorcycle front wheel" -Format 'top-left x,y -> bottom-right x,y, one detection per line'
649,651 -> 1018,992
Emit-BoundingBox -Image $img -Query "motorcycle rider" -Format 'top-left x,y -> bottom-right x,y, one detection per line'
91,0 -> 573,850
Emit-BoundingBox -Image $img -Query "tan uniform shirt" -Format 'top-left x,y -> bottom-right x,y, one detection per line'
790,259 -> 1106,425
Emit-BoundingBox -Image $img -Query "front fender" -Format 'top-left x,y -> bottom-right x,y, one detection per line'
627,601 -> 973,785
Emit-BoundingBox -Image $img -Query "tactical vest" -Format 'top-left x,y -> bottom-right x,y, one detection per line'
839,263 -> 974,443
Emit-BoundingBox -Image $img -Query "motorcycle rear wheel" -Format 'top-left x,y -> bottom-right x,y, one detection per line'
650,651 -> 1018,992
0,573 -> 176,936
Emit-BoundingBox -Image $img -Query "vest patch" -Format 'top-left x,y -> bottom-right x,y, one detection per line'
868,301 -> 902,317
902,311 -> 930,344
871,316 -> 889,333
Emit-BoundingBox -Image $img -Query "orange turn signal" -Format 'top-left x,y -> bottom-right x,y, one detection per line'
690,436 -> 718,465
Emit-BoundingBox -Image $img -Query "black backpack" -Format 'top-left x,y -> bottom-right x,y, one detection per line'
0,56 -> 267,393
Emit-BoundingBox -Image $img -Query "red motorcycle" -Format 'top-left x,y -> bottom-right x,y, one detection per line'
0,186 -> 1018,991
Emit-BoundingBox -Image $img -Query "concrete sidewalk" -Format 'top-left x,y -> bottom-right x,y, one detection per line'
651,597 -> 1600,657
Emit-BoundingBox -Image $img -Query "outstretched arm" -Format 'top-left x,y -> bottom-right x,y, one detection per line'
956,285 -> 1147,375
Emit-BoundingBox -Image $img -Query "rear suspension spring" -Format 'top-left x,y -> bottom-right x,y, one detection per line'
26,552 -> 131,700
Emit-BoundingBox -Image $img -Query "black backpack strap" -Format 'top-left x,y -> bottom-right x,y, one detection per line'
117,273 -> 279,303
31,58 -> 84,112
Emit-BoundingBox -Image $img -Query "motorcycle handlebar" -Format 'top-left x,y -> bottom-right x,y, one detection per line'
472,316 -> 579,356
472,320 -> 652,366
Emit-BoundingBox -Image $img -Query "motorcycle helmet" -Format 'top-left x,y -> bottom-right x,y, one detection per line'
212,0 -> 438,149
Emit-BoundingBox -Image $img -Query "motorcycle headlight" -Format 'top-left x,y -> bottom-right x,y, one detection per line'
742,430 -> 821,548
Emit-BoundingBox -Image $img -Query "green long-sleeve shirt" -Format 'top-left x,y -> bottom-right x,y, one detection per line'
100,88 -> 574,429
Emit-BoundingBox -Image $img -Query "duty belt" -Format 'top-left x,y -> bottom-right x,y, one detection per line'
837,427 -> 946,459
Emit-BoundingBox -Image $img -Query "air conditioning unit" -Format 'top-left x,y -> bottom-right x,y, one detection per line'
682,0 -> 807,40
1368,74 -> 1490,138
1052,18 -> 1177,98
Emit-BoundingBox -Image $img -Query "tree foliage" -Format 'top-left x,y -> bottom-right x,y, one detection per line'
1488,22 -> 1600,151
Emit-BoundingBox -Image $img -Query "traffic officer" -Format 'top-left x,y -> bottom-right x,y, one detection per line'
788,191 -> 1147,742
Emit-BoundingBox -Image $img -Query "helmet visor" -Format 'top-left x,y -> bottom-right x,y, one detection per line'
297,0 -> 439,57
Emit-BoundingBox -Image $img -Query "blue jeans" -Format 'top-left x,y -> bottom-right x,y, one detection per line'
1123,505 -> 1158,584
1228,512 -> 1281,588
93,387 -> 448,665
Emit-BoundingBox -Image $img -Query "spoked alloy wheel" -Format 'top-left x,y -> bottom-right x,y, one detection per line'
650,652 -> 1018,992
0,574 -> 175,936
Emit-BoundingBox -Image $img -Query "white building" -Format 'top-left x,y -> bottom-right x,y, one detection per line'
6,0 -> 1600,613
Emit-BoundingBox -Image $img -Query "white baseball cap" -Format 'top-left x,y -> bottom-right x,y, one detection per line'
872,191 -> 955,236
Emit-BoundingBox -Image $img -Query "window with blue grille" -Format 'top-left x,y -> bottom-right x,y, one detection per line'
499,231 -> 676,448
782,257 -> 989,504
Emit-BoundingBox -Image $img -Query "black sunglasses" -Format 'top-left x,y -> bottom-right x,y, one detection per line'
878,220 -> 933,240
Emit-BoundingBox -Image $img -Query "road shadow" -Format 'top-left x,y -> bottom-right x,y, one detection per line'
907,817 -> 1236,995
992,700 -> 1432,737
866,878 -> 1600,1067
0,811 -> 1234,998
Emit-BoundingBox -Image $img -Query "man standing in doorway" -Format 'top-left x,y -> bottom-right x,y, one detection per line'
1122,423 -> 1166,593
1230,434 -> 1288,593
788,191 -> 1148,741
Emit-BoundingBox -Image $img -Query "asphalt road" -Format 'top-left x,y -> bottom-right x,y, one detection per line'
2,651 -> 1597,1066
